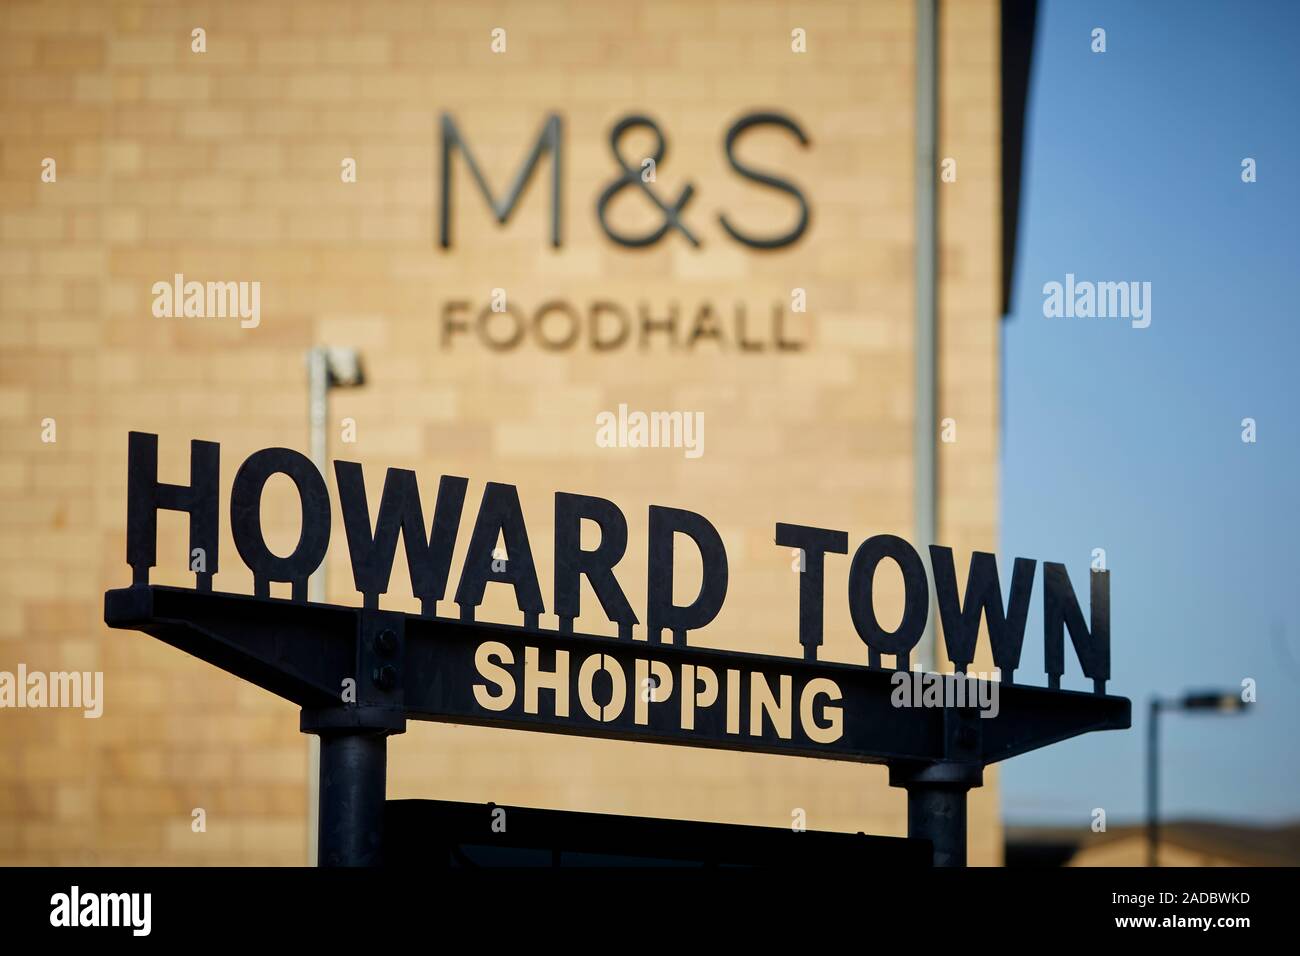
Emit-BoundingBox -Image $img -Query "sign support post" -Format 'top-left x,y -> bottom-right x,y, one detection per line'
305,717 -> 396,867
302,609 -> 407,866
890,762 -> 981,867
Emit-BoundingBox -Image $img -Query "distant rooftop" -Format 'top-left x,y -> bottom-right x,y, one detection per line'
1005,820 -> 1300,867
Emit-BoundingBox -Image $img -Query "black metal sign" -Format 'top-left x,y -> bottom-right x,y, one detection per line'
106,432 -> 1130,866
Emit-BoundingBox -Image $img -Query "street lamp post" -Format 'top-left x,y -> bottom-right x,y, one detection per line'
1146,690 -> 1249,867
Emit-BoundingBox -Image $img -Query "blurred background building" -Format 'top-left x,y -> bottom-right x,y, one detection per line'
0,0 -> 1032,864
1007,821 -> 1300,867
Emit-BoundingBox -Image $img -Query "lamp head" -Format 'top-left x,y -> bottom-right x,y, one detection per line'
1180,690 -> 1247,713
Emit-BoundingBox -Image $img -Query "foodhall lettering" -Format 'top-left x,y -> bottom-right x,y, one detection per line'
438,298 -> 807,352
123,431 -> 1113,742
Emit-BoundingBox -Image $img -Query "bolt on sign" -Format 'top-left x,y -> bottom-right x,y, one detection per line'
106,433 -> 1130,866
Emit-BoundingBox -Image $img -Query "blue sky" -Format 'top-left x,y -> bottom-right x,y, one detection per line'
1000,0 -> 1300,825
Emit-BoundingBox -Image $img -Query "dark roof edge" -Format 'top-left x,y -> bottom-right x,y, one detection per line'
1000,0 -> 1038,317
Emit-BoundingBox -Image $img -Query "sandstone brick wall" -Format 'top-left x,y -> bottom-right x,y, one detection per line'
0,0 -> 1004,864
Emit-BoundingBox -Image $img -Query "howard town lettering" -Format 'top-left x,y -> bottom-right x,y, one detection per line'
122,433 -> 1112,715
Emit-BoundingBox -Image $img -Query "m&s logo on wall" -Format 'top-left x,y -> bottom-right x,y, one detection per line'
434,111 -> 814,353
